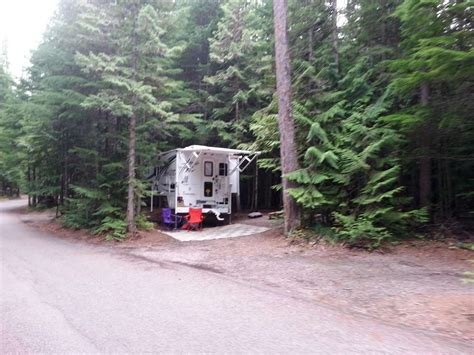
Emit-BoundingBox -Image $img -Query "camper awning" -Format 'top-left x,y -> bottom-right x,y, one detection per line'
157,145 -> 259,157
156,145 -> 261,177
179,145 -> 259,156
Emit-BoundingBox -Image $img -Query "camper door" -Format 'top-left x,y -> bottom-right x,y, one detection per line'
216,159 -> 229,205
202,159 -> 215,204
201,156 -> 230,207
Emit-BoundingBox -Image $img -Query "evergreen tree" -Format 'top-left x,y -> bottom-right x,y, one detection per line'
388,0 -> 474,219
273,0 -> 301,234
204,0 -> 273,145
0,63 -> 23,196
75,1 -> 180,234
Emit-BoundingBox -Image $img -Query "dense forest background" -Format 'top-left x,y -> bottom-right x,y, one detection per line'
0,0 -> 472,246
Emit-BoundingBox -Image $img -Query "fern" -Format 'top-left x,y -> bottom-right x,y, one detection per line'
332,212 -> 392,249
281,53 -> 427,248
92,216 -> 127,241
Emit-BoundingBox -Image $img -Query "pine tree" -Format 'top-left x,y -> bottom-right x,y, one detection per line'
0,63 -> 24,196
204,0 -> 274,145
389,0 -> 474,219
75,1 -> 178,234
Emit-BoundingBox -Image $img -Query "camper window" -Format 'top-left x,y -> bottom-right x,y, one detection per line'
204,161 -> 213,176
219,163 -> 228,176
204,182 -> 213,197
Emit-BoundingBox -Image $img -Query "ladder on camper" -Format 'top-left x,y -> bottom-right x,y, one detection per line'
178,150 -> 202,177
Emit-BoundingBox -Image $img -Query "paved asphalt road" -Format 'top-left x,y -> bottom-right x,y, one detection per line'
0,199 -> 471,353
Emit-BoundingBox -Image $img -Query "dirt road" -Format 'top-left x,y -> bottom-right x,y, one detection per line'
1,199 -> 472,353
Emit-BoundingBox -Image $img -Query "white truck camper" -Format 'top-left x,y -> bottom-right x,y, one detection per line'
149,145 -> 260,222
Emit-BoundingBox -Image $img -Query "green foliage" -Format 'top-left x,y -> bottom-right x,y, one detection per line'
9,0 -> 196,238
250,0 -> 448,247
0,65 -> 25,195
136,213 -> 155,231
93,217 -> 128,242
204,0 -> 274,145
1,0 -> 472,247
454,242 -> 474,252
332,212 -> 392,249
463,271 -> 474,284
387,0 -> 474,221
463,261 -> 474,285
62,183 -> 128,241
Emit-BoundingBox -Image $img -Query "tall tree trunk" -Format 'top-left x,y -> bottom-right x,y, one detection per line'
253,161 -> 259,211
265,172 -> 273,209
64,154 -> 69,206
436,159 -> 443,221
273,0 -> 300,234
59,173 -> 64,207
331,0 -> 339,74
444,159 -> 453,218
59,131 -> 66,206
27,166 -> 31,207
60,172 -> 65,206
127,112 -> 137,234
419,83 -> 431,209
307,0 -> 314,61
127,7 -> 139,235
32,167 -> 37,207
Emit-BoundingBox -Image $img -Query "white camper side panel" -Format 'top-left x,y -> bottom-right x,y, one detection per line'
176,151 -> 200,212
154,152 -> 177,209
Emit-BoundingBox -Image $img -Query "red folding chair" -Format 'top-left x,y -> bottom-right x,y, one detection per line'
184,208 -> 203,231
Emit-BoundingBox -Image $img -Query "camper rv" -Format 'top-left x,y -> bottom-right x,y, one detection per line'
149,145 -> 259,221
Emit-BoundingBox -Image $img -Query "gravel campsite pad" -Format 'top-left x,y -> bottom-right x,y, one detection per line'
162,223 -> 270,241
